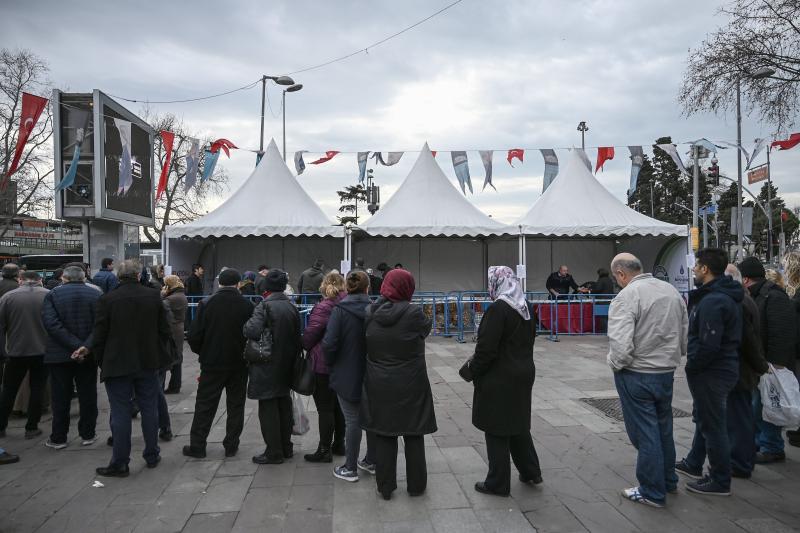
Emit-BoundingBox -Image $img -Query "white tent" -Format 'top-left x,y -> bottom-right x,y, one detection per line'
498,149 -> 687,291
355,143 -> 511,291
165,139 -> 343,284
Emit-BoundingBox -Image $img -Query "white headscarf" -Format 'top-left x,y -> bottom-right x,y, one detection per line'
487,266 -> 530,320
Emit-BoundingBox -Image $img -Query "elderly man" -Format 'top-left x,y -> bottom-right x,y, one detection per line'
82,260 -> 172,477
41,266 -> 102,449
607,253 -> 687,508
0,271 -> 49,439
545,265 -> 587,299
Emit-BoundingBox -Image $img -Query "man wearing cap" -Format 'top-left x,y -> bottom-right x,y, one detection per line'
185,268 -> 254,459
738,256 -> 797,463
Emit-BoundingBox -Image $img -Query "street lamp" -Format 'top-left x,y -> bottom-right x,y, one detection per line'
282,84 -> 303,162
259,75 -> 295,155
577,121 -> 589,149
735,66 -> 776,260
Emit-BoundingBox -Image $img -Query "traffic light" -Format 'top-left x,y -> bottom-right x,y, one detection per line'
707,157 -> 720,186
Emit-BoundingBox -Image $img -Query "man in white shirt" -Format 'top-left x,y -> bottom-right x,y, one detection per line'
607,253 -> 688,508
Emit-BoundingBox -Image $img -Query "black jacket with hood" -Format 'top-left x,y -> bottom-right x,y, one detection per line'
322,293 -> 370,402
686,275 -> 743,378
748,279 -> 797,368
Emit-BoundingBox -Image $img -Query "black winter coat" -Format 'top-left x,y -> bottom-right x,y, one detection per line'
0,278 -> 18,298
686,275 -> 743,378
545,272 -> 578,297
737,293 -> 769,391
470,299 -> 536,436
188,287 -> 253,371
591,275 -> 615,295
361,298 -> 436,436
41,282 -> 101,364
322,293 -> 370,402
91,281 -> 172,380
243,293 -> 301,400
185,274 -> 204,296
749,280 -> 797,368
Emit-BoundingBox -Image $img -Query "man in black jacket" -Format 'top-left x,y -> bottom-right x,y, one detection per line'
739,256 -> 797,463
184,263 -> 205,333
83,260 -> 173,477
545,265 -> 587,299
680,249 -> 742,497
184,269 -> 254,458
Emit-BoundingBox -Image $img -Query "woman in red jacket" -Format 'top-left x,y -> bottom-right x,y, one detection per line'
301,272 -> 347,462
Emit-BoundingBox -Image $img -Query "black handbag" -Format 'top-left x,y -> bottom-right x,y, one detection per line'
244,305 -> 273,364
292,349 -> 315,395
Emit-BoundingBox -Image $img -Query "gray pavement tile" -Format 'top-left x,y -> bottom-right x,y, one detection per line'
440,446 -> 486,474
332,496 -> 381,532
182,511 -> 238,533
375,492 -> 431,523
251,461 -> 296,487
194,476 -> 252,514
537,468 -> 604,504
165,459 -> 221,493
433,434 -> 472,448
734,517 -> 798,533
595,489 -> 691,533
422,472 -> 471,510
454,472 -> 522,511
524,504 -> 588,533
293,462 -> 336,485
34,484 -> 120,533
561,500 -> 639,533
133,491 -> 202,533
287,483 -> 334,514
475,508 -> 537,532
382,519 -> 435,533
84,503 -> 151,533
283,510 -> 333,533
214,458 -> 259,477
231,486 -> 290,532
430,508 -> 484,533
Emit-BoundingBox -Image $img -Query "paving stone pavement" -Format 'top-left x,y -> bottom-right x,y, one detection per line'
1,336 -> 800,532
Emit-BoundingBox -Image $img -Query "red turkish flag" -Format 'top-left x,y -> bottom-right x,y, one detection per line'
156,131 -> 175,201
595,147 -> 615,173
310,151 -> 339,164
4,92 -> 49,184
507,149 -> 524,167
431,151 -> 437,158
771,133 -> 800,151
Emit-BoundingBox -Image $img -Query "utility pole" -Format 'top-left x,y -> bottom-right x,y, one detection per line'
577,121 -> 589,149
736,78 -> 744,260
766,148 -> 773,263
692,144 -> 700,250
259,75 -> 267,155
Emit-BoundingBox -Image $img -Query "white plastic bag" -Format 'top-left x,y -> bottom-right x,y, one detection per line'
759,363 -> 800,427
291,392 -> 310,436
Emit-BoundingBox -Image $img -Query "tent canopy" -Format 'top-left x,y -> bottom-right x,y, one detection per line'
358,143 -> 510,237
165,139 -> 340,239
515,149 -> 686,237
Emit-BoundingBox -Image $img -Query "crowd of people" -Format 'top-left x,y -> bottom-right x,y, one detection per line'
0,247 -> 798,509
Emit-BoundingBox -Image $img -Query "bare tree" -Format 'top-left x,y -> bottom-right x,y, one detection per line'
679,0 -> 800,130
0,48 -> 53,238
142,112 -> 230,244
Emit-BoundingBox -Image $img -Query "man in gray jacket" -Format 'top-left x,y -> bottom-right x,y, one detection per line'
0,271 -> 49,439
607,253 -> 688,508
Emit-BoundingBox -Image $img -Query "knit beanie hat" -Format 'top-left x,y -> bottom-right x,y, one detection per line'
264,269 -> 288,292
738,257 -> 766,279
218,269 -> 241,287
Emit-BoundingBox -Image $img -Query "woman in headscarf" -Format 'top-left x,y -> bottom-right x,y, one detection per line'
460,266 -> 541,497
361,269 -> 436,500
238,271 -> 257,296
161,275 -> 188,394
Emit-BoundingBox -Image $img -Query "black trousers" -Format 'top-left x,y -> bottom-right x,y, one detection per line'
484,431 -> 542,494
374,434 -> 427,495
258,396 -> 293,459
49,361 -> 98,443
166,359 -> 182,391
0,356 -> 46,431
311,373 -> 345,449
189,367 -> 248,451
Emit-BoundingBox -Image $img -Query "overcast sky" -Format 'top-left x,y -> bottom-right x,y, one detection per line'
2,0 -> 799,224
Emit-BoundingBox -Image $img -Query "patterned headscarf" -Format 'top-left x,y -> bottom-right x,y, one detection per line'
487,266 -> 530,320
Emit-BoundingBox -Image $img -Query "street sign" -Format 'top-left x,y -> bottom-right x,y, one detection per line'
748,164 -> 769,185
699,204 -> 717,215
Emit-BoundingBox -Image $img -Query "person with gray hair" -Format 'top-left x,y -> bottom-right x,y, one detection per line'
0,263 -> 19,298
0,271 -> 49,440
82,259 -> 173,477
41,265 -> 102,449
607,252 -> 688,508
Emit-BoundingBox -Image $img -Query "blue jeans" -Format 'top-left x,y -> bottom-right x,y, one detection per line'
753,388 -> 785,454
105,370 -> 161,467
337,396 -> 375,471
686,389 -> 755,475
686,373 -> 737,489
614,370 -> 678,504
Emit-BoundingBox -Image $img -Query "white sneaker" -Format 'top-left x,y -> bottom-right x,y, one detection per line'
81,437 -> 97,446
621,487 -> 664,508
45,439 -> 67,450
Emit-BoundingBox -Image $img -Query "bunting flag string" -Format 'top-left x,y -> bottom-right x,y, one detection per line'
184,138 -> 200,192
113,118 -> 134,195
357,151 -> 369,183
540,149 -> 558,192
450,151 -> 473,195
294,151 -> 308,175
595,147 -> 615,173
627,146 -> 644,199
479,150 -> 495,191
4,92 -> 49,188
655,143 -> 691,177
310,151 -> 339,164
772,133 -> 800,151
55,108 -> 91,192
371,151 -> 404,166
507,149 -> 524,167
156,130 -> 175,201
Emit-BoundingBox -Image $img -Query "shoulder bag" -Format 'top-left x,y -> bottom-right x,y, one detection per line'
244,302 -> 273,364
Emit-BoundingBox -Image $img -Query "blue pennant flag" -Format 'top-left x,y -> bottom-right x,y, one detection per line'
451,151 -> 473,195
202,149 -> 220,182
56,109 -> 90,192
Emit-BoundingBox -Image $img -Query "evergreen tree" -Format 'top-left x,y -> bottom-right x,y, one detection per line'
336,184 -> 367,225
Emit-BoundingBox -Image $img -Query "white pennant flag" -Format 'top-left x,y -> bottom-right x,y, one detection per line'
371,152 -> 404,166
479,150 -> 495,191
747,138 -> 769,169
294,151 -> 308,175
184,138 -> 200,192
113,118 -> 133,195
655,143 -> 691,177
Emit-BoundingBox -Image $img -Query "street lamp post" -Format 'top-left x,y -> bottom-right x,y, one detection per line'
259,75 -> 295,155
282,84 -> 303,162
577,121 -> 589,149
735,66 -> 775,260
